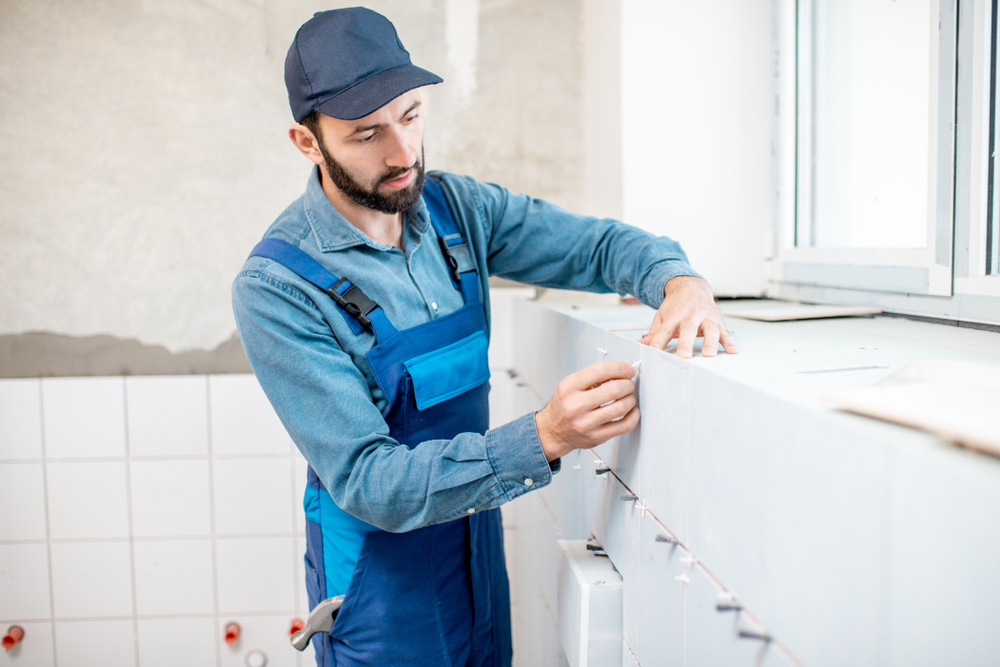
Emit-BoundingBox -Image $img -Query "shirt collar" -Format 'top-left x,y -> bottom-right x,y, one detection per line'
302,166 -> 432,253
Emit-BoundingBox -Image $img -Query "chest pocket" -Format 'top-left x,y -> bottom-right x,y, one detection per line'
402,330 -> 490,410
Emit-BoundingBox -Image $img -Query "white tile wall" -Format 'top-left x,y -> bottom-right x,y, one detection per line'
2,620 -> 55,667
0,543 -> 52,620
46,461 -> 131,540
215,537 -> 297,614
130,460 -> 213,537
137,618 -> 218,667
50,541 -> 134,618
213,458 -> 294,536
216,615 -> 303,667
209,375 -> 291,456
42,377 -> 126,459
133,540 -> 215,616
0,463 -> 47,541
127,376 -> 209,458
0,378 -> 43,460
0,374 -> 307,666
53,619 -> 137,667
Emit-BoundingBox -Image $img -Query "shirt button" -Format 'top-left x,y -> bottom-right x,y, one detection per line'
467,508 -> 476,514
524,478 -> 533,487
431,302 -> 438,311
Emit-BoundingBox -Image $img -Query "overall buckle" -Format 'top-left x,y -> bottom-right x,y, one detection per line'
327,279 -> 378,329
438,233 -> 475,286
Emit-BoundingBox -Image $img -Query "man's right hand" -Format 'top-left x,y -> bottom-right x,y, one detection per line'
534,361 -> 640,462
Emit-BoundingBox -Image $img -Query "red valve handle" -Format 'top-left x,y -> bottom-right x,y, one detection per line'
224,622 -> 240,646
3,626 -> 24,652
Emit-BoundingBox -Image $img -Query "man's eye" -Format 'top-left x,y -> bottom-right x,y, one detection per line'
403,114 -> 418,124
357,134 -> 375,143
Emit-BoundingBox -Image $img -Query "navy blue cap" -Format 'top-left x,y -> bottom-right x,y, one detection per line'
285,8 -> 443,122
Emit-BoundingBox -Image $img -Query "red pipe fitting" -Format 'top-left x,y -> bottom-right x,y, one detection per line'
3,626 -> 24,652
289,618 -> 305,637
224,622 -> 241,646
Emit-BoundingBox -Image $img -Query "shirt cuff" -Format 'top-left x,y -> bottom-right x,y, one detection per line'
640,261 -> 704,309
484,412 -> 553,501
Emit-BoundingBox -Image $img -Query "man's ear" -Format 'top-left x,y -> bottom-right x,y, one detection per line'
289,124 -> 325,166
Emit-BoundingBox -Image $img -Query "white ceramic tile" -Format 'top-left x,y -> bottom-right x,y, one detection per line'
623,638 -> 639,667
126,375 -> 209,457
41,377 -> 126,459
761,401 -> 890,667
214,458 -> 294,536
886,441 -> 1000,666
637,513 -> 686,667
217,614 -> 304,667
0,543 -> 51,620
50,542 -> 133,618
137,617 -> 217,667
209,375 -> 290,456
294,534 -> 309,615
537,449 -> 587,540
0,463 -> 47,541
133,539 -> 214,616
687,370 -> 767,607
0,621 -> 54,666
488,371 -> 517,430
46,461 -> 129,540
216,537 -> 296,614
583,452 -> 615,547
603,476 -> 640,655
635,345 -> 692,544
604,333 -> 643,494
129,460 -> 212,537
53,619 -> 136,667
686,565 -> 764,666
0,379 -> 43,460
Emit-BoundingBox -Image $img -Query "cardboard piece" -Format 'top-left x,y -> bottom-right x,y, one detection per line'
723,303 -> 881,322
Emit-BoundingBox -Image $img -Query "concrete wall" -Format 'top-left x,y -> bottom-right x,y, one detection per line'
0,0 -> 586,362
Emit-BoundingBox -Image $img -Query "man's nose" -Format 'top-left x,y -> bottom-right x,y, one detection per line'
384,129 -> 417,169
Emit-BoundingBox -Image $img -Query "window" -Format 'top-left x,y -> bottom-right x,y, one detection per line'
773,0 -> 1000,325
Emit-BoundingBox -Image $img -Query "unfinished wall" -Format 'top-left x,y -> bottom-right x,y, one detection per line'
0,0 -> 585,363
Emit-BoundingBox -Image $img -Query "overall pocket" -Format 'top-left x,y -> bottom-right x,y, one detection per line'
403,330 -> 490,410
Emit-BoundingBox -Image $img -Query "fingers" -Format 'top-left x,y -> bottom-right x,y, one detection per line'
700,320 -> 720,357
566,361 -> 635,391
674,320 -> 701,359
590,405 -> 641,443
643,320 -> 678,351
591,392 -> 637,424
719,327 -> 740,355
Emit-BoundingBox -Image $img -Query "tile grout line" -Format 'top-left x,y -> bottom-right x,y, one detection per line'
122,378 -> 142,667
206,376 -> 223,667
38,379 -> 59,667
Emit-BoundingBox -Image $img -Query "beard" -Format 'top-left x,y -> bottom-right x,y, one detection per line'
318,141 -> 426,214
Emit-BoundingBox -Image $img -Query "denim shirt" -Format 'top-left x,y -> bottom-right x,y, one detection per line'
232,167 -> 700,533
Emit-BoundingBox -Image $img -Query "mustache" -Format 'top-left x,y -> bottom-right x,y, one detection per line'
378,162 -> 419,185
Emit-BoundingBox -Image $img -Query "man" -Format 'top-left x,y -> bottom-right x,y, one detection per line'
232,7 -> 737,667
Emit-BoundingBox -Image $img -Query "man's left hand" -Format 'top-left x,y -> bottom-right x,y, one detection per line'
639,276 -> 739,359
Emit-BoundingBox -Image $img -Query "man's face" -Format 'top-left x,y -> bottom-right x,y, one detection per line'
311,90 -> 426,214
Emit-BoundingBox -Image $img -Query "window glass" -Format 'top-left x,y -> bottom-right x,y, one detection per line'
798,0 -> 934,249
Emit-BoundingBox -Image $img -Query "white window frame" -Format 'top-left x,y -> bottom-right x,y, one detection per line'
770,0 -> 1000,326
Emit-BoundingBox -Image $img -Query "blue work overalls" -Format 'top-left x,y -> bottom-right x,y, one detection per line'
249,177 -> 513,667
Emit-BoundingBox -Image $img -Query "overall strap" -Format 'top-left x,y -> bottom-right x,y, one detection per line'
248,238 -> 397,341
423,176 -> 480,304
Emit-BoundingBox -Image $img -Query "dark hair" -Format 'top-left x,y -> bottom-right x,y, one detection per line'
301,111 -> 324,141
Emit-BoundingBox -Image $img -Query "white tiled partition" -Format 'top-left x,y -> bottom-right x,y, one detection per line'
0,374 -> 310,667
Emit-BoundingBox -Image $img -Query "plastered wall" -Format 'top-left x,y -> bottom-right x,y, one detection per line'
0,0 -> 586,358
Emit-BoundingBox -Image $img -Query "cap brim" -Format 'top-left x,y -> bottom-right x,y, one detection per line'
313,64 -> 443,121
